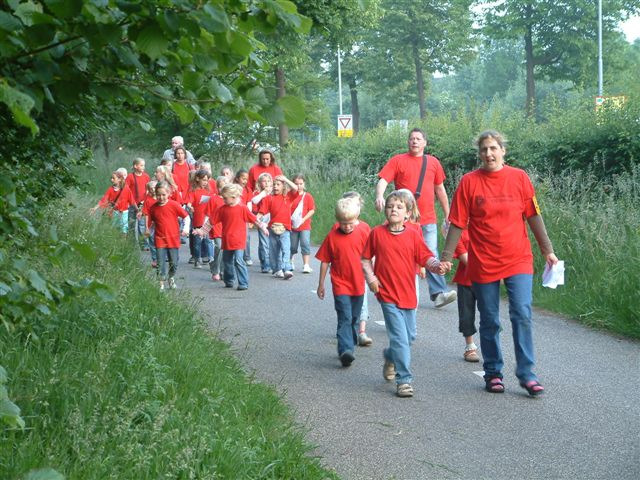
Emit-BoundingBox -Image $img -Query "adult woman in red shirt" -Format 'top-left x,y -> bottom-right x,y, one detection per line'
440,130 -> 558,397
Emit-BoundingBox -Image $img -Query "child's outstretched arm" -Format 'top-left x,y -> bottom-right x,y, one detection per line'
361,258 -> 379,293
253,219 -> 269,236
316,262 -> 330,300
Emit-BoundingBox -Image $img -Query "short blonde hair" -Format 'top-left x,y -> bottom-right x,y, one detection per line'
335,197 -> 360,221
221,183 -> 243,198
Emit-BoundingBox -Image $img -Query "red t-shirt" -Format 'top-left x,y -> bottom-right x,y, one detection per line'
172,161 -> 193,196
378,152 -> 446,224
142,195 -> 157,216
247,163 -> 283,192
149,200 -> 189,249
98,185 -> 135,212
452,229 -> 471,287
316,221 -> 370,296
259,192 -> 296,229
290,192 -> 315,232
362,225 -> 435,309
211,203 -> 257,250
187,188 -> 211,227
208,179 -> 218,195
448,166 -> 539,283
125,172 -> 150,204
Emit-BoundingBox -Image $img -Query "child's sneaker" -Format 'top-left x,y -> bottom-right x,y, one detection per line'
159,281 -> 165,291
188,256 -> 195,264
168,277 -> 177,289
396,383 -> 414,398
245,259 -> 253,266
302,264 -> 312,274
283,271 -> 293,280
273,270 -> 284,278
464,344 -> 480,362
340,351 -> 355,367
194,259 -> 202,268
357,332 -> 373,346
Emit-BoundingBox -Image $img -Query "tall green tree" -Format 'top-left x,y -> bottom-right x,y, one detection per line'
481,0 -> 640,117
371,0 -> 476,119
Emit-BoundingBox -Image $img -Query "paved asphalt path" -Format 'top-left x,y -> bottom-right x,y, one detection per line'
170,231 -> 639,480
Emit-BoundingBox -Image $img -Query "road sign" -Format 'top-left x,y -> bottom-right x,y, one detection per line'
337,115 -> 353,138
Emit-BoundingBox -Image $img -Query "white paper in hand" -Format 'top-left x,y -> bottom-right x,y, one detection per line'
199,195 -> 210,204
542,260 -> 565,289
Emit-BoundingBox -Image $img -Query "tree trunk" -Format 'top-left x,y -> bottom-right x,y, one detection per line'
275,66 -> 288,148
100,131 -> 109,161
348,78 -> 360,135
412,41 -> 426,120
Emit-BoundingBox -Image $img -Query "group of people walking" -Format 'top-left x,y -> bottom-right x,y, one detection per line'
92,128 -> 558,399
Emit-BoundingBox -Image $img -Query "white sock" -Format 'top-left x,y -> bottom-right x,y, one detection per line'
465,342 -> 477,351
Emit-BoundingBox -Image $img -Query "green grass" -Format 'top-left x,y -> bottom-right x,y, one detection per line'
0,200 -> 338,479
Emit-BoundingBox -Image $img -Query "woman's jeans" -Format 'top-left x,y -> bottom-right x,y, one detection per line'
472,274 -> 536,383
421,223 -> 448,300
222,249 -> 248,288
269,229 -> 291,272
334,294 -> 364,356
157,247 -> 179,280
380,302 -> 417,385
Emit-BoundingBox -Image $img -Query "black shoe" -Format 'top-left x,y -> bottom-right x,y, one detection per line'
340,351 -> 355,367
224,284 -> 234,288
237,286 -> 248,291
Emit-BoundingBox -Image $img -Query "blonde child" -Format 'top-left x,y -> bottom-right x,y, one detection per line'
289,174 -> 315,274
362,190 -> 441,398
155,165 -> 180,203
140,180 -> 158,267
90,170 -> 135,234
146,181 -> 190,290
234,169 -> 254,265
316,197 -> 371,367
206,175 -> 229,281
195,183 -> 267,290
250,172 -> 273,273
256,174 -> 298,279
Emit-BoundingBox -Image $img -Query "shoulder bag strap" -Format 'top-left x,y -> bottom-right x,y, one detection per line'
414,154 -> 428,200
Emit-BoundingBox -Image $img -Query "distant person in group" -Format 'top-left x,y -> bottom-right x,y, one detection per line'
440,130 -> 558,396
146,181 -> 190,291
140,180 -> 158,268
375,128 -> 457,309
362,190 -> 442,398
250,172 -> 274,273
451,228 -> 480,363
256,175 -> 297,279
186,170 -> 213,269
195,183 -> 268,290
316,197 -> 371,367
154,165 -> 180,202
162,135 -> 195,166
234,168 -> 254,266
247,149 -> 283,192
171,146 -> 195,196
90,170 -> 135,234
220,165 -> 234,182
126,157 -> 150,248
205,175 -> 229,282
289,174 -> 315,274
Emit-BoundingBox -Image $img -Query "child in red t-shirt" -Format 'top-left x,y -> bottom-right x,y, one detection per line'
250,172 -> 274,273
194,183 -> 267,290
186,170 -> 214,268
451,229 -> 480,363
141,180 -> 158,267
257,175 -> 298,279
290,174 -> 316,274
316,197 -> 371,367
204,175 -> 229,281
362,190 -> 441,398
147,181 -> 190,291
90,170 -> 136,235
233,169 -> 255,266
126,157 -> 151,246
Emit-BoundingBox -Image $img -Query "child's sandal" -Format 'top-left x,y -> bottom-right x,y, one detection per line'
520,380 -> 544,396
485,376 -> 505,393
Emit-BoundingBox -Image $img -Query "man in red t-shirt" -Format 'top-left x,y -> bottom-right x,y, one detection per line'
375,127 -> 456,309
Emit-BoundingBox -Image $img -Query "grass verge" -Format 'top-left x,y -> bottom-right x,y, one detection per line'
0,199 -> 337,479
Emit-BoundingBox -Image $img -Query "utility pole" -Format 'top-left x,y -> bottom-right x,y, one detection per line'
337,45 -> 343,115
598,0 -> 603,96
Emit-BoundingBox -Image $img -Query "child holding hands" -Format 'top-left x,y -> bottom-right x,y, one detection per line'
316,197 -> 371,367
361,190 -> 441,398
90,170 -> 135,234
